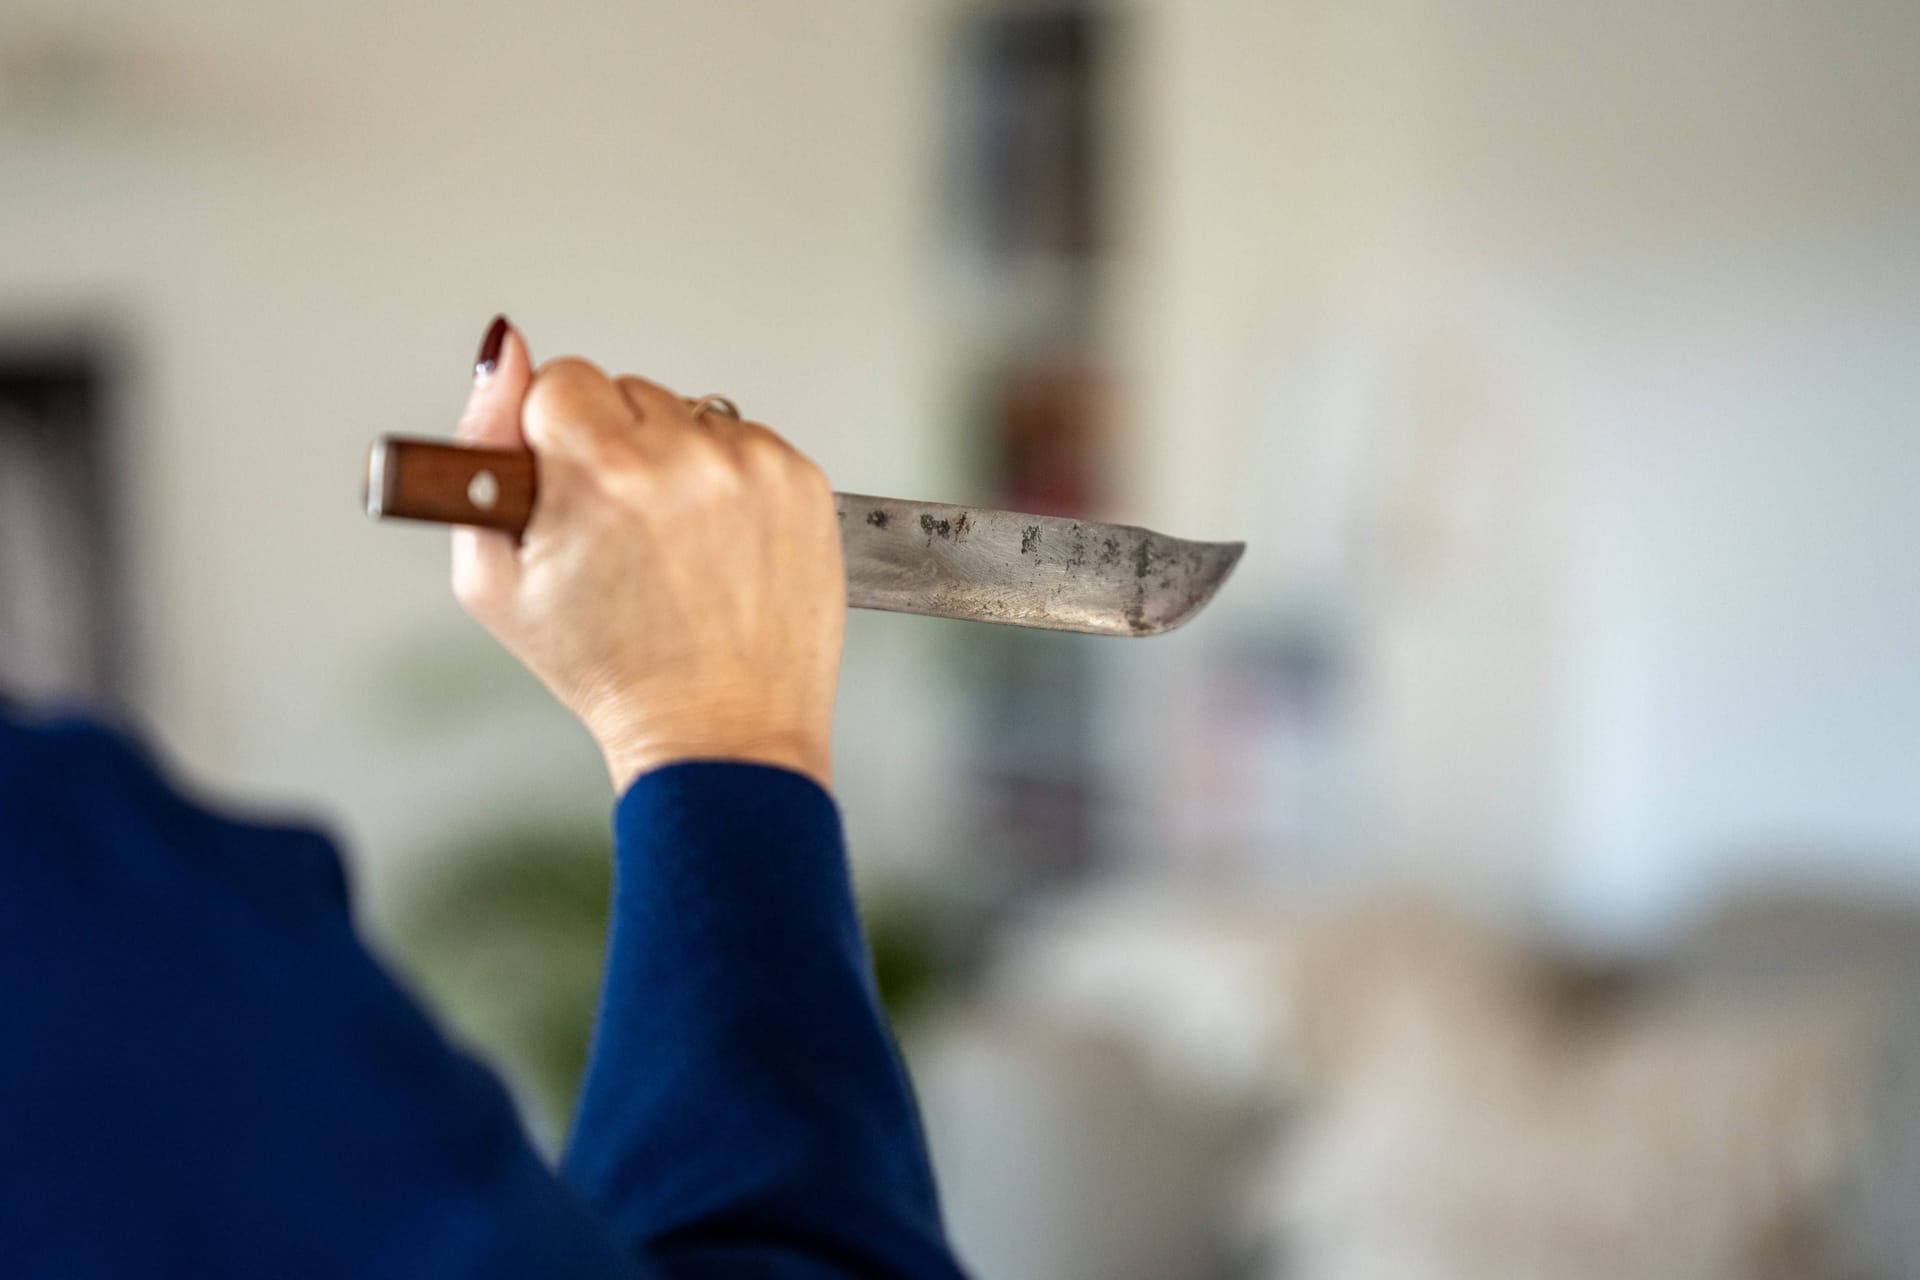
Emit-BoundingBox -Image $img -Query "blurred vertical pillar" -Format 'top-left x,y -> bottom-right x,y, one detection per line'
939,4 -> 1123,882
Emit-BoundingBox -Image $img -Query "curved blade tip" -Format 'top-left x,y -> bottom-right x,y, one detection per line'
1132,538 -> 1247,637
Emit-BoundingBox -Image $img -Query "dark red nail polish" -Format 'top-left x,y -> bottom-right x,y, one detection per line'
474,315 -> 509,380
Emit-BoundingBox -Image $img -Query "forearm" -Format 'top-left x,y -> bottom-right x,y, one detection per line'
561,763 -> 964,1279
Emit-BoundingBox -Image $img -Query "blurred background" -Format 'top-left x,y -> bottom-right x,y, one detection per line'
4,0 -> 1919,1275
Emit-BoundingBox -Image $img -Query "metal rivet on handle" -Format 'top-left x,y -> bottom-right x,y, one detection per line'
467,468 -> 500,511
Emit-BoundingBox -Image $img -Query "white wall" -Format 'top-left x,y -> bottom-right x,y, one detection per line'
1119,0 -> 1920,941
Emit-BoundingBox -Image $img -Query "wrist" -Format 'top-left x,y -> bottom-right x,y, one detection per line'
600,730 -> 833,797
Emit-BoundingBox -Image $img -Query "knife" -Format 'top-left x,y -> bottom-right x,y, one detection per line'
364,436 -> 1243,637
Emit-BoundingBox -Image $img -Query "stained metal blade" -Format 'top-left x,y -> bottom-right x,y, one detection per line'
834,494 -> 1244,637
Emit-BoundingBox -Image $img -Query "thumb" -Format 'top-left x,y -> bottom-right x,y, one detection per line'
451,315 -> 533,619
457,314 -> 532,446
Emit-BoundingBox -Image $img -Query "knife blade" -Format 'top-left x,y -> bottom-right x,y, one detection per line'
364,436 -> 1243,637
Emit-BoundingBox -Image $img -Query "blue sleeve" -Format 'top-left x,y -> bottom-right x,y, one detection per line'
562,765 -> 966,1279
0,717 -> 966,1279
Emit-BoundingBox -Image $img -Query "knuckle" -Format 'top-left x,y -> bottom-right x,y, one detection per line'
735,433 -> 788,482
533,355 -> 607,388
737,421 -> 790,461
527,357 -> 607,405
524,358 -> 615,438
689,443 -> 748,496
674,427 -> 734,472
790,452 -> 833,497
614,375 -> 679,421
735,422 -> 828,497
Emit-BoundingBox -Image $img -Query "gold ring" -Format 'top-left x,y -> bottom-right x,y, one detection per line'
688,395 -> 742,423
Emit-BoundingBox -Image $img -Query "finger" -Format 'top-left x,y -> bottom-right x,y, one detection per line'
522,357 -> 636,461
703,412 -> 784,464
615,374 -> 693,430
620,377 -> 746,474
452,316 -> 532,615
722,413 -> 795,451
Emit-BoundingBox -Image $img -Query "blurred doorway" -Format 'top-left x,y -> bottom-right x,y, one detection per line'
0,346 -> 120,704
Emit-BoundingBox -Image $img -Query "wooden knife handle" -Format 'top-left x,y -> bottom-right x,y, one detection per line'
364,436 -> 535,536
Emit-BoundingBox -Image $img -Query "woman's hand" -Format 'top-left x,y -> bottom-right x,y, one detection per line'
448,318 -> 845,794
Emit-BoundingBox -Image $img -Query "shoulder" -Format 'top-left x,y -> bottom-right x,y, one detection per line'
0,708 -> 349,923
0,710 -> 174,840
0,707 -> 158,784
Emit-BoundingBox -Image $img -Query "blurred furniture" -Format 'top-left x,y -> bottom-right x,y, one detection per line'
911,1011 -> 1254,1280
913,889 -> 1920,1279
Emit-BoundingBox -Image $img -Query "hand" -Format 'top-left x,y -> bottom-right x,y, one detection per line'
449,318 -> 845,794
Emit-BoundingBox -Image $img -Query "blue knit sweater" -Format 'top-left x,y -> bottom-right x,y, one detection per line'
0,712 -> 967,1278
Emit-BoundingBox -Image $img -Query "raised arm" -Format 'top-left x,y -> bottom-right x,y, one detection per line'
450,319 -> 965,1276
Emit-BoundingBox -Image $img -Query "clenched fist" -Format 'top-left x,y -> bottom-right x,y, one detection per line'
449,318 -> 845,793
